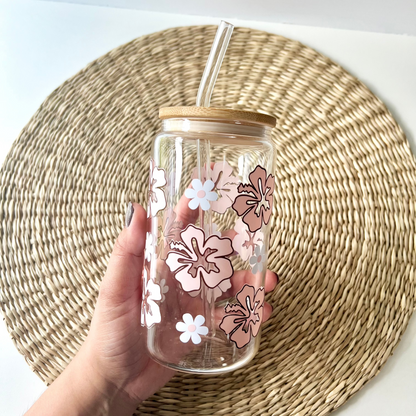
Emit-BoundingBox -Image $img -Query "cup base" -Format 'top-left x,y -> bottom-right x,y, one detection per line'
148,334 -> 260,375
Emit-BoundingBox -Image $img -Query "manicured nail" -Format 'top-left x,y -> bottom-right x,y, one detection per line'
125,202 -> 134,227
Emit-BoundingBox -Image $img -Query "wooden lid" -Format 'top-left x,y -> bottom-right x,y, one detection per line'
159,106 -> 276,127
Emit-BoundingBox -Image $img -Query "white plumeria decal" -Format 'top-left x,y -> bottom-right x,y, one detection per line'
141,270 -> 162,328
144,232 -> 155,263
191,161 -> 240,214
159,278 -> 169,302
149,162 -> 167,217
249,245 -> 266,274
176,313 -> 208,344
184,179 -> 218,211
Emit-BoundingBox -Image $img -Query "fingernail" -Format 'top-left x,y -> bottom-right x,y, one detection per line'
125,202 -> 134,227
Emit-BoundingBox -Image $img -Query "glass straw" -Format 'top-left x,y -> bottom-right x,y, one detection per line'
195,21 -> 234,351
196,21 -> 234,107
195,20 -> 234,239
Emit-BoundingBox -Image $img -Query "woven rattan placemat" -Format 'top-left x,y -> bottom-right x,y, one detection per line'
1,25 -> 416,415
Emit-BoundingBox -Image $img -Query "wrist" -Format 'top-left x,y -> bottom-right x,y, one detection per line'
25,340 -> 139,416
71,340 -> 139,416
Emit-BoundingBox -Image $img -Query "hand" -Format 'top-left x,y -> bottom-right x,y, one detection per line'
26,203 -> 278,416
84,202 -> 278,405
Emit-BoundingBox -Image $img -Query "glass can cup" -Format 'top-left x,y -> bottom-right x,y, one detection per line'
142,107 -> 276,374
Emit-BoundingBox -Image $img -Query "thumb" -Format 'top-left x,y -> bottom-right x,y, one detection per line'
99,202 -> 147,305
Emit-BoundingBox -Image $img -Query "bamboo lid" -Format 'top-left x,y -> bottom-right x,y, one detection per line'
159,106 -> 276,127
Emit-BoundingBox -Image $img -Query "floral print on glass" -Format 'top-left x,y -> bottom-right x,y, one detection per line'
232,218 -> 264,261
192,161 -> 240,214
159,278 -> 169,302
148,160 -> 167,217
165,224 -> 234,292
185,179 -> 218,211
176,313 -> 208,344
210,160 -> 240,214
141,269 -> 162,328
188,278 -> 232,303
219,284 -> 265,349
232,165 -> 275,232
144,232 -> 155,263
157,208 -> 183,261
192,160 -> 240,214
212,222 -> 221,236
250,245 -> 266,274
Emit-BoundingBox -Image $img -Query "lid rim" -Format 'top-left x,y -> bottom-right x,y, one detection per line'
159,106 -> 276,128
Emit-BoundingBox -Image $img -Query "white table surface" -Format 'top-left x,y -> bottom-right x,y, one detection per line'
1,0 -> 416,414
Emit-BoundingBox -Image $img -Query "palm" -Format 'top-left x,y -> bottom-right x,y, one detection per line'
89,270 -> 174,403
84,203 -> 277,406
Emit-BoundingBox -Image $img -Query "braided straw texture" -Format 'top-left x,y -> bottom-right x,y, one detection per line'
1,25 -> 416,415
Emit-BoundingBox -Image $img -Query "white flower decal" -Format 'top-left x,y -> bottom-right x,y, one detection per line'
232,218 -> 264,261
184,179 -> 218,211
249,245 -> 266,274
141,270 -> 162,328
176,313 -> 208,344
148,161 -> 166,217
191,161 -> 240,214
144,232 -> 155,263
159,278 -> 169,302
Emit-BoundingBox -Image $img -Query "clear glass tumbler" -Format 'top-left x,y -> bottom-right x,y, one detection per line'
142,107 -> 276,374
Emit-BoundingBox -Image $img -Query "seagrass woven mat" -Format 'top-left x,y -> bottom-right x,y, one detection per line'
1,25 -> 416,415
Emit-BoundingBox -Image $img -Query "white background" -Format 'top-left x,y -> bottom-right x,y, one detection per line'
1,0 -> 416,414
44,0 -> 416,36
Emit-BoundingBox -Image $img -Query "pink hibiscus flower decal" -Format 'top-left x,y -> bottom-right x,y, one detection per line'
148,159 -> 167,217
165,224 -> 234,292
210,161 -> 240,214
188,278 -> 232,303
157,208 -> 183,260
140,269 -> 162,328
219,284 -> 265,348
232,218 -> 264,261
232,166 -> 275,232
192,161 -> 240,214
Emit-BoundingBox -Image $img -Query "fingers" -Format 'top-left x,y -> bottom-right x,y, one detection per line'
174,191 -> 199,228
219,269 -> 278,300
262,302 -> 273,322
99,203 -> 147,305
264,270 -> 279,292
